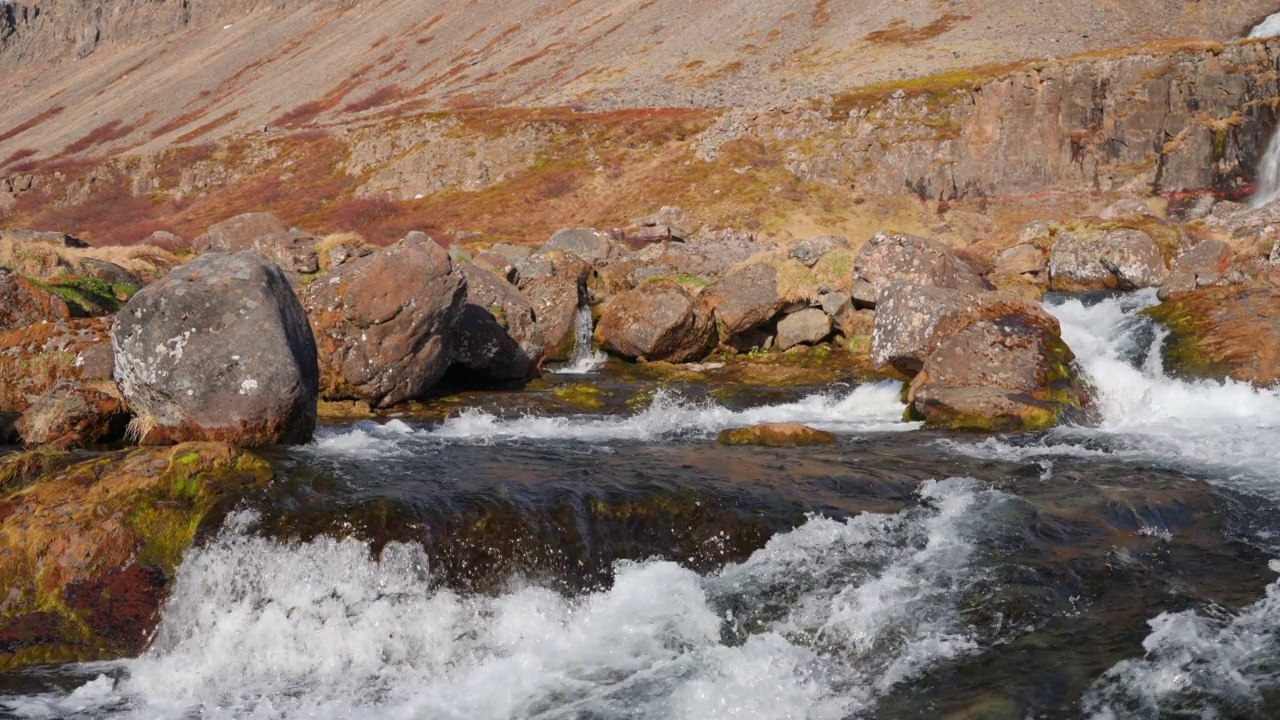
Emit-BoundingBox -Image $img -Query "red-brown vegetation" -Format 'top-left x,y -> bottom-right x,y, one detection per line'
61,120 -> 136,155
323,195 -> 426,244
342,85 -> 405,114
0,106 -> 65,145
174,111 -> 240,144
865,13 -> 969,44
1,148 -> 38,170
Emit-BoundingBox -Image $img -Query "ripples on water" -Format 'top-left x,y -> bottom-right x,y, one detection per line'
3,291 -> 1280,719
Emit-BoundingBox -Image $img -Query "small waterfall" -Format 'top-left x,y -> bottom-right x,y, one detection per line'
1250,12 -> 1280,39
1253,124 -> 1280,207
550,304 -> 607,374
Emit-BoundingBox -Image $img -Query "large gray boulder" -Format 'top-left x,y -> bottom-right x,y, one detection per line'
112,252 -> 319,446
453,262 -> 545,381
301,232 -> 465,408
540,228 -> 620,266
852,232 -> 988,306
1048,228 -> 1166,291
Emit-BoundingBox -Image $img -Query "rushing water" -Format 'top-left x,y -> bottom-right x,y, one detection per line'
549,304 -> 608,375
1250,15 -> 1280,206
3,292 -> 1280,719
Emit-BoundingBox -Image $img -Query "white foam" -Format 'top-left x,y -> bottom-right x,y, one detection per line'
548,304 -> 608,375
1084,560 -> 1280,719
308,382 -> 916,452
1249,12 -> 1280,39
3,479 -> 1007,720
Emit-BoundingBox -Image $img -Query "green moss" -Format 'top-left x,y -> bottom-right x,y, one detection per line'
1141,301 -> 1232,381
551,382 -> 608,411
641,274 -> 710,292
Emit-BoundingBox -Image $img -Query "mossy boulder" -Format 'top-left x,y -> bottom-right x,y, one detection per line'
0,442 -> 272,672
717,423 -> 837,447
1142,286 -> 1280,386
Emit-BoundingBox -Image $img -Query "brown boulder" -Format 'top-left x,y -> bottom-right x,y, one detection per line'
594,279 -> 713,362
1158,239 -> 1234,300
703,262 -> 786,341
194,213 -> 320,274
907,317 -> 1091,432
0,317 -> 114,414
871,282 -> 1060,376
775,308 -> 832,351
0,443 -> 271,672
303,232 -> 465,408
1143,285 -> 1280,386
15,381 -> 129,448
717,423 -> 837,447
453,262 -> 545,382
518,252 -> 590,361
851,232 -> 988,307
1048,228 -> 1166,291
541,228 -> 621,266
0,269 -> 71,331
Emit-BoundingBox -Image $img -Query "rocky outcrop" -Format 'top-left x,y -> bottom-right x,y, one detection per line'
453,262 -> 544,382
1048,228 -> 1166,291
702,262 -> 786,342
0,269 -> 71,330
193,213 -> 320,275
594,279 -> 713,362
0,317 -> 114,414
0,443 -> 271,673
1144,285 -> 1280,386
871,282 -> 1061,376
1158,239 -> 1235,299
15,381 -> 128,447
303,232 -> 465,407
907,316 -> 1091,431
113,252 -> 319,445
851,232 -> 987,307
717,423 -> 837,447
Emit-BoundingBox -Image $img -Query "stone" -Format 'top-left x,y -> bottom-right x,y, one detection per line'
0,228 -> 89,249
541,228 -> 620,265
0,268 -> 71,331
851,232 -> 988,307
113,252 -> 319,445
1158,239 -> 1233,300
717,423 -> 837,447
1099,198 -> 1156,220
303,232 -> 465,408
594,279 -> 714,362
1143,286 -> 1280,386
0,443 -> 271,673
775,308 -> 832,351
452,262 -> 544,382
788,235 -> 849,267
907,316 -> 1091,432
1018,220 -> 1052,245
15,381 -> 128,448
194,213 -> 320,275
518,252 -> 591,361
993,244 -> 1046,276
0,317 -> 114,414
819,291 -> 852,318
871,283 -> 1061,376
1048,228 -> 1166,291
703,262 -> 786,341
472,251 -> 517,282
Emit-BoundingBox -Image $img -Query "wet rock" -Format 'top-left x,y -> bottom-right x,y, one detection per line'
1049,228 -> 1166,291
775,308 -> 831,351
194,213 -> 320,275
871,283 -> 1060,376
703,262 -> 786,342
518,252 -> 590,361
303,232 -> 464,408
0,268 -> 71,330
594,279 -> 713,362
0,443 -> 272,673
0,318 -> 114,414
788,235 -> 849,267
452,262 -> 544,382
113,251 -> 319,445
1143,285 -> 1280,386
717,423 -> 837,447
1158,239 -> 1234,300
541,228 -> 620,266
15,381 -> 128,448
852,232 -> 988,307
907,316 -> 1090,432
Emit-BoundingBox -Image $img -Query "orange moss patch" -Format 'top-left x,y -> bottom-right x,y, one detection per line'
865,13 -> 969,44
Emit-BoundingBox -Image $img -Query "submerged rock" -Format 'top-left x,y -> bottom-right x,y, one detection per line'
594,279 -> 713,362
717,423 -> 837,447
303,233 -> 465,408
1143,285 -> 1280,386
907,316 -> 1091,432
0,443 -> 272,673
113,252 -> 319,445
852,232 -> 988,307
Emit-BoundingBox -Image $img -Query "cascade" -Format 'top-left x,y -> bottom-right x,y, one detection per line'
550,303 -> 607,374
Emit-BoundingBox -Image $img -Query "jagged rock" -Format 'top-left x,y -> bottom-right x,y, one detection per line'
775,308 -> 831,351
15,381 -> 128,448
452,262 -> 544,381
788,235 -> 849,267
1099,198 -> 1156,220
907,317 -> 1090,432
0,268 -> 71,331
1143,285 -> 1280,386
541,228 -> 620,265
703,262 -> 786,342
0,318 -> 114,414
0,228 -> 89,249
852,232 -> 988,307
594,279 -> 713,362
1158,239 -> 1234,300
1048,228 -> 1166,291
1018,221 -> 1052,245
472,251 -> 517,282
303,232 -> 464,408
993,244 -> 1047,276
871,282 -> 1060,376
0,443 -> 272,673
194,213 -> 320,274
518,251 -> 590,361
113,252 -> 319,445
717,423 -> 837,447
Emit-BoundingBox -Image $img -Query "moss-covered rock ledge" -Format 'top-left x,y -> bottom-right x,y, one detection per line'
1143,286 -> 1280,386
0,442 -> 271,672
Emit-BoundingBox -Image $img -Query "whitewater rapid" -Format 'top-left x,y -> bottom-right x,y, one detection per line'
4,479 -> 1011,720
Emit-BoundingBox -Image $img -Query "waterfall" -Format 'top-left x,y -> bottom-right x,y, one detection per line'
1250,12 -> 1280,39
1253,123 -> 1280,207
550,304 -> 607,374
